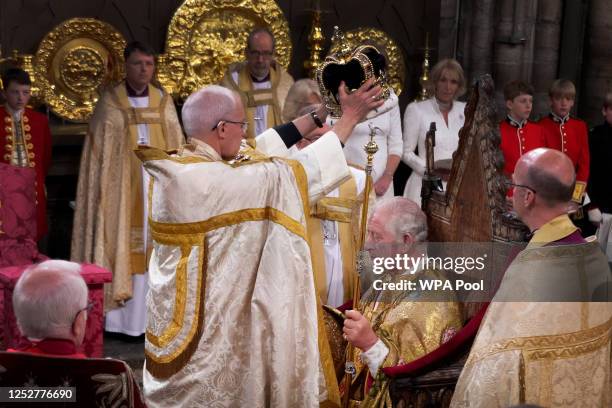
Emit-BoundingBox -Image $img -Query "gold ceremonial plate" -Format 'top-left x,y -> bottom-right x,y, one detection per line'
34,18 -> 126,122
329,27 -> 405,96
161,0 -> 292,100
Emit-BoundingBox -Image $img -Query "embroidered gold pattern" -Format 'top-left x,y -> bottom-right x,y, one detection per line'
146,245 -> 193,348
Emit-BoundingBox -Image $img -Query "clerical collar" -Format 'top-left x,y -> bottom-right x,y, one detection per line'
549,111 -> 569,124
506,115 -> 526,129
529,214 -> 578,244
126,81 -> 149,97
250,73 -> 270,83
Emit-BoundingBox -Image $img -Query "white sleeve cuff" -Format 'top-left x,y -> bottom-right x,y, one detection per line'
254,128 -> 290,157
360,339 -> 389,378
289,131 -> 350,203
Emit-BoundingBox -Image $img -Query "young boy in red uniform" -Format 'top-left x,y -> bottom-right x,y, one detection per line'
499,81 -> 547,177
0,68 -> 52,240
538,79 -> 589,203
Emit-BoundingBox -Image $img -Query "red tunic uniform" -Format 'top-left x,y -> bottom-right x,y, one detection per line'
0,106 -> 52,239
500,116 -> 547,175
539,113 -> 589,202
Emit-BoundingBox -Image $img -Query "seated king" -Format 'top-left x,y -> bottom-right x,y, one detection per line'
341,198 -> 463,407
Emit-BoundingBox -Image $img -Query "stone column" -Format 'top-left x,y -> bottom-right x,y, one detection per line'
467,0 -> 496,83
579,0 -> 612,125
438,0 -> 460,60
492,0 -> 538,115
531,0 -> 562,118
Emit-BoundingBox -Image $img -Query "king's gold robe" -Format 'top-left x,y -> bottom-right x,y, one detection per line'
141,130 -> 351,407
71,82 -> 184,308
344,270 -> 463,407
451,215 -> 612,407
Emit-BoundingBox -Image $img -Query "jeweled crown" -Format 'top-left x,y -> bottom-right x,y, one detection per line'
315,26 -> 391,118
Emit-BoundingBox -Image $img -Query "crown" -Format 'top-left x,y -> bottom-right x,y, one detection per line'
316,26 -> 392,119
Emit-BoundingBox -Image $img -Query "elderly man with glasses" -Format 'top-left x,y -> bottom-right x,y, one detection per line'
221,27 -> 294,139
139,79 -> 384,407
10,260 -> 90,358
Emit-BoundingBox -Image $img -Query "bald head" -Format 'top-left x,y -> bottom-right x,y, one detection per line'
515,148 -> 575,207
13,260 -> 88,342
182,85 -> 240,139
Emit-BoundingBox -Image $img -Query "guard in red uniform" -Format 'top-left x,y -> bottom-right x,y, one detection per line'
499,81 -> 547,176
0,68 -> 52,240
539,79 -> 589,203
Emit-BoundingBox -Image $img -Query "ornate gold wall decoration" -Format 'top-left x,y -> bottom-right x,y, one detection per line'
304,7 -> 325,79
34,18 -> 126,122
161,0 -> 292,100
329,27 -> 405,96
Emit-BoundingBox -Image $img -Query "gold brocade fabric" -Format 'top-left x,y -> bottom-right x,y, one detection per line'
451,218 -> 612,408
343,270 -> 463,407
309,173 -> 360,305
221,62 -> 293,139
70,82 -> 184,309
139,140 -> 340,407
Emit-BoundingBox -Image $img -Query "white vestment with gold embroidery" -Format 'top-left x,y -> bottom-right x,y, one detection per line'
451,216 -> 611,408
142,130 -> 349,407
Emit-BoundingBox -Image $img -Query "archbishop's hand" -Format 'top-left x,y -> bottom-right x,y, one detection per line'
338,78 -> 384,124
343,309 -> 379,352
332,79 -> 384,144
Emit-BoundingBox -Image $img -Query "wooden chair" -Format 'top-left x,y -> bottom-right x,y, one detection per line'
386,75 -> 528,407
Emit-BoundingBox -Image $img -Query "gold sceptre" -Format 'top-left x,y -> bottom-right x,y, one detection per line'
342,124 -> 379,408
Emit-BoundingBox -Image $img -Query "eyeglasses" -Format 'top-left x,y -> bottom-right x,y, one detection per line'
247,50 -> 274,59
505,181 -> 537,194
73,302 -> 94,322
212,120 -> 248,132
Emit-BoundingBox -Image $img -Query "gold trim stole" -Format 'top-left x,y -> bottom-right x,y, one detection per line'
308,175 -> 360,304
112,83 -> 170,274
227,64 -> 282,139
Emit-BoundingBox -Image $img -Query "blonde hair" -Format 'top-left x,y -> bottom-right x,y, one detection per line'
282,79 -> 321,122
427,58 -> 466,98
549,79 -> 576,100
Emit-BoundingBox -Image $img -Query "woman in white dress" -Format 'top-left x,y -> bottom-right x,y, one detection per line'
330,90 -> 402,200
402,58 -> 466,205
